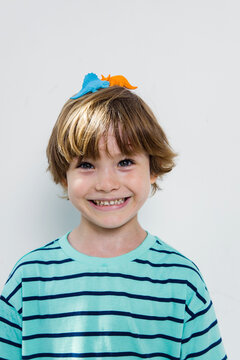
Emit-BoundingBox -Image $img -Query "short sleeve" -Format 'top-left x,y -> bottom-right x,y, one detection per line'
180,271 -> 227,360
0,263 -> 23,359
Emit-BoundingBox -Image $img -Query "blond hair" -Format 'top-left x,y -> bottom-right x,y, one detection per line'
46,86 -> 177,198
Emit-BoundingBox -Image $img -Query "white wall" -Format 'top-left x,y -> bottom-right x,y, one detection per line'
0,0 -> 239,357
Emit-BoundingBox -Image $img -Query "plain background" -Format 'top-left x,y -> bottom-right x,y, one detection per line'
0,0 -> 239,357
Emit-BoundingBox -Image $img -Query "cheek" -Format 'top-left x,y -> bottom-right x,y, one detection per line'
127,173 -> 151,195
68,178 -> 88,198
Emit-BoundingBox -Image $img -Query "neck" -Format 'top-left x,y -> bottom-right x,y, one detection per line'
68,216 -> 147,256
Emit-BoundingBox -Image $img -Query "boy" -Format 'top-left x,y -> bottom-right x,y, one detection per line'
0,73 -> 227,359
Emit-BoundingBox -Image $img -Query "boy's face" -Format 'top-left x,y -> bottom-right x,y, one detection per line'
64,133 -> 157,231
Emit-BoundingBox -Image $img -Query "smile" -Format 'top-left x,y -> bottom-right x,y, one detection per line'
93,198 -> 126,206
88,197 -> 131,211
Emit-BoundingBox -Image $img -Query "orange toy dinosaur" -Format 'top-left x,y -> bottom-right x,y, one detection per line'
101,74 -> 137,89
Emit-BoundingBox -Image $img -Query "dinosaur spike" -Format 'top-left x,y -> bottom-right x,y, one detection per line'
82,73 -> 99,88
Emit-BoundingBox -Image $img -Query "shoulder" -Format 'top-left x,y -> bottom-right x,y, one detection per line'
1,238 -> 70,309
149,234 -> 202,276
147,234 -> 210,309
4,236 -> 63,288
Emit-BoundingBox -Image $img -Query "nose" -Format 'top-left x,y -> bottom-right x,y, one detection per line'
95,167 -> 120,192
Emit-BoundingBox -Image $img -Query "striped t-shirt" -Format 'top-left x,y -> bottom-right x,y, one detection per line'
0,230 -> 227,359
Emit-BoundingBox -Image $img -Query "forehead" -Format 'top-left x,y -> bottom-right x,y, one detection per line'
98,133 -> 121,154
98,133 -> 148,158
78,134 -> 147,163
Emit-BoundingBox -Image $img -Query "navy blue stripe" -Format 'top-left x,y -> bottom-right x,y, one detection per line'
151,247 -> 192,261
183,338 -> 223,359
186,301 -> 213,322
154,241 -> 201,272
5,240 -> 59,284
0,295 -> 22,316
6,258 -> 74,284
150,247 -> 201,272
23,310 -> 183,323
0,336 -> 22,348
22,272 -> 206,304
6,282 -> 22,302
6,240 -> 59,284
182,320 -> 218,343
31,246 -> 61,252
23,290 -> 185,304
133,259 -> 203,281
0,295 -> 14,309
185,305 -> 194,318
0,316 -> 22,331
43,239 -> 59,247
26,239 -> 59,253
23,330 -> 182,342
22,351 -> 179,359
22,272 -> 188,284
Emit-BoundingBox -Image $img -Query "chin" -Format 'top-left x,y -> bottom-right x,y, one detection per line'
96,222 -> 126,230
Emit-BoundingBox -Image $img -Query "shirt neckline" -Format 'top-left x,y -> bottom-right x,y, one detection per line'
58,229 -> 156,266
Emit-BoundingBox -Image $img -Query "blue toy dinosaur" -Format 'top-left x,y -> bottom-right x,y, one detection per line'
70,73 -> 110,99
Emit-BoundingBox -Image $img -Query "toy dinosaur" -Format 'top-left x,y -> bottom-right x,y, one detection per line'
70,73 -> 109,99
70,73 -> 137,100
101,74 -> 137,89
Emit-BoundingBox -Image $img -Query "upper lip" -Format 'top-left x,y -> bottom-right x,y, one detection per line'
89,197 -> 130,201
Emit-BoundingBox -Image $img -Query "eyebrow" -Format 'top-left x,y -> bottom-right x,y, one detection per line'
80,153 -> 136,161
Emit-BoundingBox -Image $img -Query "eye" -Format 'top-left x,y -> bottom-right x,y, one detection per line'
119,159 -> 135,167
77,158 -> 135,169
77,162 -> 93,169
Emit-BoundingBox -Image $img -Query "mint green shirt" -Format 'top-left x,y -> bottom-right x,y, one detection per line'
0,230 -> 227,359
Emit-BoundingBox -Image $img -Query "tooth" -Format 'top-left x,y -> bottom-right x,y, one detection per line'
94,198 -> 126,206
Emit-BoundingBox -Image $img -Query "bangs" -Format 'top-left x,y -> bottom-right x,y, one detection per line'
57,87 -> 154,163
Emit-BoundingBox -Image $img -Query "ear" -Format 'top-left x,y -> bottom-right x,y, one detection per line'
150,174 -> 158,184
60,179 -> 68,189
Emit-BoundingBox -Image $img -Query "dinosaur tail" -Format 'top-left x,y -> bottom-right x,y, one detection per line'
125,83 -> 137,89
112,76 -> 138,89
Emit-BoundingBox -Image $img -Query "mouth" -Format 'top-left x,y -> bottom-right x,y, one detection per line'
88,197 -> 131,210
